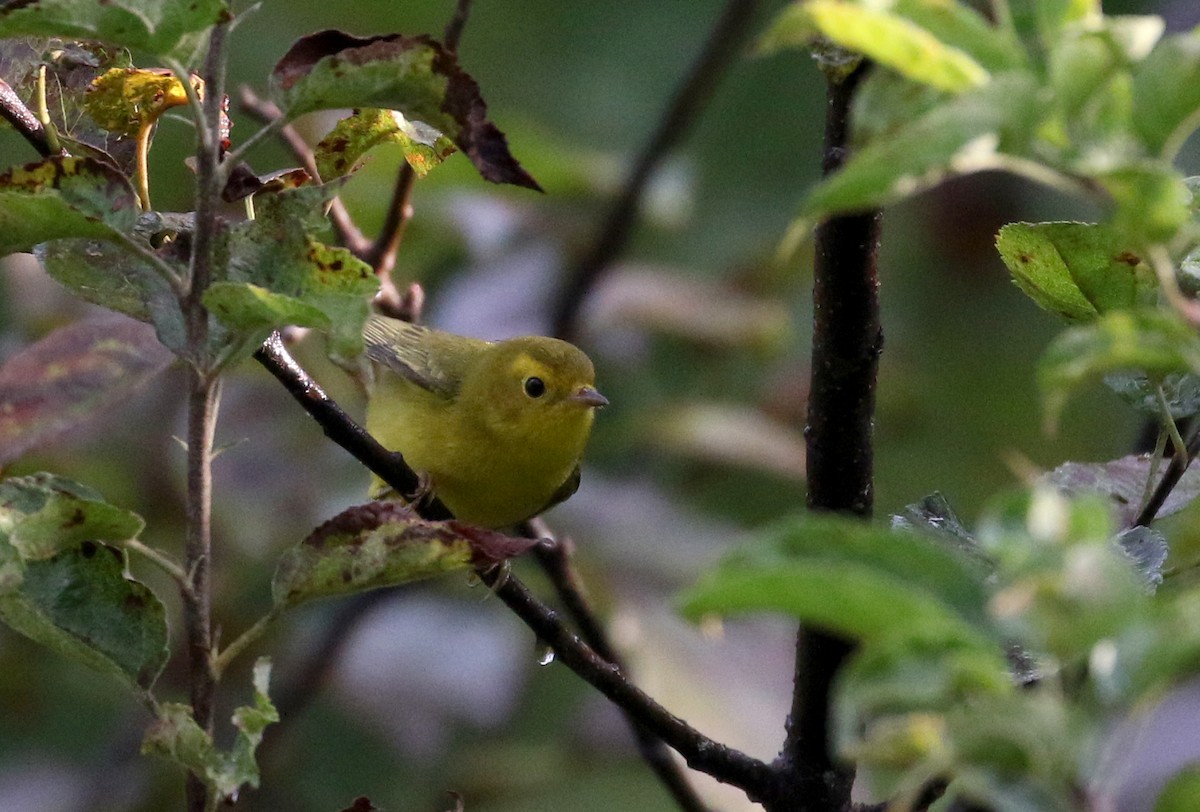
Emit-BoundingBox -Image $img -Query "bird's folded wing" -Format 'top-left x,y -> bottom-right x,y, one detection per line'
363,315 -> 486,399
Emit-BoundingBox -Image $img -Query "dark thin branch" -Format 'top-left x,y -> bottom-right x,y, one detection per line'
527,525 -> 711,812
254,333 -> 447,512
772,61 -> 882,812
443,0 -> 473,52
1134,429 -> 1200,527
362,162 -> 416,281
237,85 -> 371,257
0,77 -> 65,158
550,0 -> 763,342
253,336 -> 775,801
480,566 -> 775,799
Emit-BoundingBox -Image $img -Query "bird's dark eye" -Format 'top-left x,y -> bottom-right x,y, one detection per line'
523,376 -> 546,398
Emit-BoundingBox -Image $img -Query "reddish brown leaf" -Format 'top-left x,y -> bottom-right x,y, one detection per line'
0,317 -> 173,465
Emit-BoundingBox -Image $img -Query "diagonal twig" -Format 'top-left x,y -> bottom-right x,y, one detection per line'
253,334 -> 776,802
550,0 -> 763,342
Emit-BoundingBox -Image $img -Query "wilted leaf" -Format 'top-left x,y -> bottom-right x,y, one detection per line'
0,156 -> 139,255
85,67 -> 199,137
1038,310 -> 1200,430
0,0 -> 229,63
143,658 -> 279,800
678,514 -> 994,646
314,108 -> 457,181
760,1 -> 989,93
270,30 -> 540,190
1044,454 -> 1200,527
272,501 -> 538,607
995,222 -> 1155,323
0,317 -> 173,465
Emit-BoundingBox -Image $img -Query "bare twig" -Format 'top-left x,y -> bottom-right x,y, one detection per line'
443,0 -> 473,52
236,86 -> 371,256
362,162 -> 416,292
550,0 -> 763,342
773,61 -> 882,812
254,335 -> 776,802
0,77 -> 65,158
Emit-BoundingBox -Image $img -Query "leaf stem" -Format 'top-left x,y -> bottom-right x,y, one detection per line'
110,230 -> 189,298
126,538 -> 192,595
1156,384 -> 1188,461
0,77 -> 62,157
213,607 -> 282,679
134,120 -> 153,210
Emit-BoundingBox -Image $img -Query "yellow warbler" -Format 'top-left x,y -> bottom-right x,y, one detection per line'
363,315 -> 608,528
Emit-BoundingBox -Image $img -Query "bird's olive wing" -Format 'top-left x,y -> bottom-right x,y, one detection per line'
538,465 -> 582,516
363,315 -> 482,398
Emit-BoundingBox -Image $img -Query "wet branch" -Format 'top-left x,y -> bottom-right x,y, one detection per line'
770,61 -> 882,812
0,77 -> 66,158
253,335 -> 776,803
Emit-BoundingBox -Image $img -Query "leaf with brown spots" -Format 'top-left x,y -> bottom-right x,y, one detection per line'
272,501 -> 538,608
0,316 -> 173,465
314,108 -> 456,181
0,473 -> 166,691
271,30 -> 540,191
0,155 -> 139,256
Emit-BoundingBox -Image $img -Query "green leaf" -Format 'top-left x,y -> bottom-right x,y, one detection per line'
37,212 -> 189,353
314,108 -> 457,181
0,473 -> 164,691
678,514 -> 994,646
270,30 -> 540,190
1099,162 -> 1191,244
890,0 -> 1026,74
1038,310 -> 1200,430
0,0 -> 229,63
143,657 -> 279,801
203,282 -> 331,331
272,502 -> 538,608
216,185 -> 378,361
0,156 -> 139,256
1156,766 -> 1200,812
0,317 -> 173,465
800,73 -> 1040,219
0,473 -> 145,559
995,222 -> 1154,323
760,1 -> 989,93
1134,30 -> 1200,157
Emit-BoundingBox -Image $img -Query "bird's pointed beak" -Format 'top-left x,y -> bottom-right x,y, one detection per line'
569,385 -> 609,408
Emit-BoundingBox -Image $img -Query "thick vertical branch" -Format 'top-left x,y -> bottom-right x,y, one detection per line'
182,21 -> 229,812
772,62 -> 881,812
